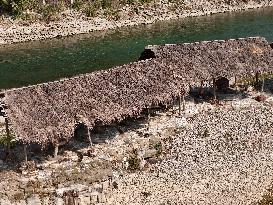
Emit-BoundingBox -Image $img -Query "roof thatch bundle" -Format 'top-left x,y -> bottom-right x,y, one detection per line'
2,37 -> 273,145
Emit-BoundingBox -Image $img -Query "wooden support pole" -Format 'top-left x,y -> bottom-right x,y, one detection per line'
54,143 -> 59,158
178,95 -> 182,116
213,78 -> 216,101
199,81 -> 204,98
262,75 -> 264,92
147,106 -> 151,130
4,118 -> 11,155
255,72 -> 259,85
182,95 -> 185,111
87,128 -> 93,147
234,76 -> 237,91
23,145 -> 28,164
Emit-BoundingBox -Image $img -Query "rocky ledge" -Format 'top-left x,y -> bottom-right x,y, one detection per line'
0,0 -> 272,45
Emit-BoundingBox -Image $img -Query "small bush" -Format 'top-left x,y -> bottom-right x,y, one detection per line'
102,0 -> 112,9
41,3 -> 63,22
72,0 -> 83,10
150,141 -> 162,157
0,131 -> 16,149
128,154 -> 140,170
140,0 -> 152,4
84,4 -> 96,17
104,8 -> 120,20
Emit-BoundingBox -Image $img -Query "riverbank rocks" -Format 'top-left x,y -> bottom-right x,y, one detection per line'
0,0 -> 272,44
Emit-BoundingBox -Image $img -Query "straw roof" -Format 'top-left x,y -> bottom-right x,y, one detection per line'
143,37 -> 273,80
2,37 -> 273,145
2,59 -> 188,145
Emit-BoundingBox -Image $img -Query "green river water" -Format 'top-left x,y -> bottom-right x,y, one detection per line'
0,7 -> 273,89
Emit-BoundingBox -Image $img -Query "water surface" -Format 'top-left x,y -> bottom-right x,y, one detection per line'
0,7 -> 273,89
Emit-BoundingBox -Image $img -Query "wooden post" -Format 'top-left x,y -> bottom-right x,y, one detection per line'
213,78 -> 216,101
199,81 -> 204,98
147,106 -> 151,130
234,76 -> 237,91
87,128 -> 93,147
255,72 -> 259,85
262,74 -> 265,92
178,95 -> 182,116
23,145 -> 28,164
4,118 -> 11,155
182,95 -> 185,111
54,143 -> 59,158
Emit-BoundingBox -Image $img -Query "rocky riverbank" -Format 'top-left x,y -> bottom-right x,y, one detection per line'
0,0 -> 273,45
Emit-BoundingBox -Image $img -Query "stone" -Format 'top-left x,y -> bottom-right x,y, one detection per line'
54,197 -> 64,205
254,95 -> 267,102
78,195 -> 91,205
142,149 -> 158,159
98,194 -> 107,203
26,195 -> 41,205
102,180 -> 109,190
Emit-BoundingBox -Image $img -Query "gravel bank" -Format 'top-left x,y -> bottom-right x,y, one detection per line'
0,0 -> 273,44
105,97 -> 273,204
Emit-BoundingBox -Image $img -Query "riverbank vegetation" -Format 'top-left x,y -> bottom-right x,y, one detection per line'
0,0 -> 168,21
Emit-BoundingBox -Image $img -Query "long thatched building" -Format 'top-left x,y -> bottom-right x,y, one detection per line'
1,37 -> 273,147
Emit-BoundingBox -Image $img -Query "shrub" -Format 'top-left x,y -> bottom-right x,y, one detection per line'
0,130 -> 17,150
84,4 -> 96,17
127,154 -> 140,170
150,141 -> 163,157
41,3 -> 64,21
0,0 -> 39,16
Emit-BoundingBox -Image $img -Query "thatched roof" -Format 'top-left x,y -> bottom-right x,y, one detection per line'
2,37 -> 273,145
141,37 -> 273,80
2,59 -> 188,145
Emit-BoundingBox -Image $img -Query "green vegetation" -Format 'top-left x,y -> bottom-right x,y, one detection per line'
0,129 -> 17,151
150,141 -> 162,157
0,0 -> 183,21
128,153 -> 141,170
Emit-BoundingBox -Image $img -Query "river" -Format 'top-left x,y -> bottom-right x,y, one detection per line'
0,7 -> 273,89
